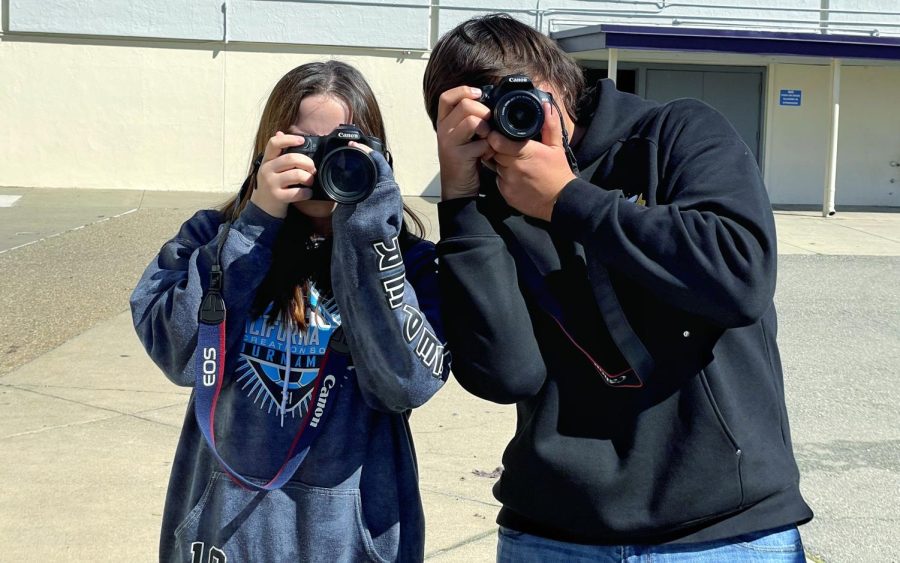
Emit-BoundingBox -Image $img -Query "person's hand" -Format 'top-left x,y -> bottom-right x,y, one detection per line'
250,131 -> 316,218
344,141 -> 401,209
489,101 -> 577,221
332,142 -> 402,240
435,86 -> 496,201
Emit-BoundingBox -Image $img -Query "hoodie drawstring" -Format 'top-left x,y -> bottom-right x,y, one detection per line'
280,315 -> 292,427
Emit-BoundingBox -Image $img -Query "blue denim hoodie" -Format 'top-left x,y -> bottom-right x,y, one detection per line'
131,154 -> 448,562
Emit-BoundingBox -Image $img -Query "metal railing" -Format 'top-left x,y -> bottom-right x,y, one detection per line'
4,1 -> 900,48
532,2 -> 900,38
257,1 -> 900,40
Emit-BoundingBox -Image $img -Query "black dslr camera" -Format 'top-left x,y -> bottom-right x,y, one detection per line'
283,124 -> 385,204
479,75 -> 553,140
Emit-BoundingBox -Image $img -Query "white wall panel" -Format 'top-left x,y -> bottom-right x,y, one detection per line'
227,0 -> 430,49
835,65 -> 900,207
764,63 -> 831,205
7,0 -> 224,40
0,40 -> 226,190
6,1 -> 900,49
765,61 -> 900,207
0,39 -> 439,195
437,0 -> 826,37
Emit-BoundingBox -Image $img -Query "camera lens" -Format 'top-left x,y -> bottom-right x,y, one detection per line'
319,147 -> 377,204
496,92 -> 544,140
507,101 -> 538,131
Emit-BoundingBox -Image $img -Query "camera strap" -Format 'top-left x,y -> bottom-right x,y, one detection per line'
499,221 -> 643,389
548,96 -> 580,175
194,220 -> 350,491
237,154 -> 265,202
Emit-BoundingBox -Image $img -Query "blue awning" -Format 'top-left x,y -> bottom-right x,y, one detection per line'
552,24 -> 900,61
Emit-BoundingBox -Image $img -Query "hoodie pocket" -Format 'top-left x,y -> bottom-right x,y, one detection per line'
698,369 -> 745,509
173,472 -> 388,563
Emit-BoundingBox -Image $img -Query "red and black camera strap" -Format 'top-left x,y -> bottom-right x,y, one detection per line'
193,218 -> 349,491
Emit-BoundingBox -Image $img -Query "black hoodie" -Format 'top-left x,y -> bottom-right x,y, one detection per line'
436,79 -> 813,544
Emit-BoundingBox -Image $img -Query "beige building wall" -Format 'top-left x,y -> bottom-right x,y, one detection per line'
835,66 -> 900,207
764,62 -> 900,207
3,32 -> 900,207
0,37 -> 441,197
763,63 -> 833,205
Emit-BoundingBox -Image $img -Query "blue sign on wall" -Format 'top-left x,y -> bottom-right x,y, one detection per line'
780,90 -> 802,106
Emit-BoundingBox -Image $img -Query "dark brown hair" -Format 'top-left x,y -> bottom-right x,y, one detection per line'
423,13 -> 587,129
219,60 -> 425,328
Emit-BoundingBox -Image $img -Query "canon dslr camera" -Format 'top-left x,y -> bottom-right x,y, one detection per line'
479,75 -> 553,141
283,124 -> 385,204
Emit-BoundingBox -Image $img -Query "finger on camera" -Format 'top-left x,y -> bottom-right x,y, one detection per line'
446,139 -> 490,165
271,152 -> 316,174
492,153 -> 520,168
348,140 -> 372,154
460,138 -> 493,160
263,132 -> 304,163
280,169 -> 315,188
487,131 -> 529,156
448,115 -> 491,145
437,86 -> 484,124
287,187 -> 314,202
441,99 -> 490,138
473,117 -> 492,139
453,97 -> 491,123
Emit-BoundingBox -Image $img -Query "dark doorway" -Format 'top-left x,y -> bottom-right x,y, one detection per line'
644,67 -> 763,161
583,68 -> 637,94
579,63 -> 764,163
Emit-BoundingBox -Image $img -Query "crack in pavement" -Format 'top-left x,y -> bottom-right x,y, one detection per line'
9,383 -> 189,397
425,529 -> 497,560
1,384 -> 187,434
420,485 -> 502,509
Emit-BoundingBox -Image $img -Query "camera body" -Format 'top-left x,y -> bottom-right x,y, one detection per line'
479,75 -> 552,141
283,124 -> 385,204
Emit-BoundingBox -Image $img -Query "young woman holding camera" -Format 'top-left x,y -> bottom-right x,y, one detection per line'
130,61 -> 449,563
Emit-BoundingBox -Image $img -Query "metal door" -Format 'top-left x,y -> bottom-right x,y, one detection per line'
645,68 -> 763,161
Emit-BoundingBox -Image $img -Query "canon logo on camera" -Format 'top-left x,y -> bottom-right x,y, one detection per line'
337,132 -> 359,139
509,77 -> 529,83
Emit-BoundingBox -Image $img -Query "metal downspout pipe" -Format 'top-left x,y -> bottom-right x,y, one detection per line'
823,58 -> 841,216
607,48 -> 619,84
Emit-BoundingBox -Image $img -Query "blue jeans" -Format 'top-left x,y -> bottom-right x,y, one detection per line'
497,525 -> 805,562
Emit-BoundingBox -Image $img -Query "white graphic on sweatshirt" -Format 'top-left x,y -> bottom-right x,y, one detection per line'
190,542 -> 226,563
235,282 -> 341,423
401,304 -> 449,378
373,236 -> 403,272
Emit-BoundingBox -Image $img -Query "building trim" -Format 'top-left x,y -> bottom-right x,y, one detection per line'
553,25 -> 900,61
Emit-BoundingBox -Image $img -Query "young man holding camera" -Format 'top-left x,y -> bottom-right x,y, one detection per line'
424,14 -> 812,561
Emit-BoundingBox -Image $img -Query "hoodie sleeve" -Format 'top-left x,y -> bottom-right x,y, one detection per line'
552,100 -> 777,328
435,197 -> 548,404
129,203 -> 283,386
330,153 -> 449,413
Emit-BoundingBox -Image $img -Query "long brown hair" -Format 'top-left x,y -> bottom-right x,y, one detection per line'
423,13 -> 588,129
220,60 -> 425,328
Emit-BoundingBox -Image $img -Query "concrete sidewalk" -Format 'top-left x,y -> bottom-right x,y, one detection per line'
0,187 -> 898,562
